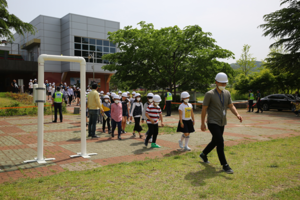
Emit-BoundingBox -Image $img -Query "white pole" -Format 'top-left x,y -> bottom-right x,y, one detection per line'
24,54 -> 96,164
80,62 -> 87,157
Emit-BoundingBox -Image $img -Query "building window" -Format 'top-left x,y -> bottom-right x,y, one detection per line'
74,36 -> 116,63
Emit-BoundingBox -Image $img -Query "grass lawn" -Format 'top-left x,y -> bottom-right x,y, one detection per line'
1,136 -> 300,199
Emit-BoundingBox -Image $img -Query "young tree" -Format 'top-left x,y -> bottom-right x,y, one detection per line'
0,0 -> 36,41
103,22 -> 234,96
236,44 -> 256,76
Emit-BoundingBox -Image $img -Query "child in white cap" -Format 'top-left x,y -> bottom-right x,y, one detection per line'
111,94 -> 123,140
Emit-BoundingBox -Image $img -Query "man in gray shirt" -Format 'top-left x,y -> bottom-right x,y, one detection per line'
199,72 -> 243,174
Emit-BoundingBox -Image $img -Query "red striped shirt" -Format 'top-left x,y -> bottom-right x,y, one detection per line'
146,105 -> 162,124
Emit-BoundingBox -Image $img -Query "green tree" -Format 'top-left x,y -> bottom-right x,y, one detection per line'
103,22 -> 234,96
236,44 -> 256,76
259,0 -> 300,74
0,0 -> 36,41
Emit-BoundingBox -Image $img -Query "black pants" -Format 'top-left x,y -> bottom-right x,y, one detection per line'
103,117 -> 111,132
248,100 -> 254,112
166,101 -> 172,116
203,123 -> 227,165
54,103 -> 63,122
146,124 -> 158,144
29,88 -> 33,95
133,117 -> 142,132
256,101 -> 263,112
69,95 -> 73,105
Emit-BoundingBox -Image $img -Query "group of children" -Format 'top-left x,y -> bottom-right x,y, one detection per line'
91,90 -> 195,150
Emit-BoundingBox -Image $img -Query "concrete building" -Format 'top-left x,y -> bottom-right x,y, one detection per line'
9,13 -> 119,92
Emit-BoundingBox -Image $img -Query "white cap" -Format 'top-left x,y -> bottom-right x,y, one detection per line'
53,83 -> 55,85
46,80 -> 48,81
104,95 -> 109,99
77,87 -> 79,89
147,93 -> 154,97
49,83 -> 52,85
122,92 -> 127,97
153,95 -> 161,102
181,91 -> 190,99
135,93 -> 141,97
100,91 -> 104,94
107,92 -> 110,95
118,91 -> 122,94
64,82 -> 66,85
30,79 -> 32,81
127,91 -> 130,93
215,72 -> 228,83
34,79 -> 37,80
114,94 -> 121,99
132,91 -> 136,95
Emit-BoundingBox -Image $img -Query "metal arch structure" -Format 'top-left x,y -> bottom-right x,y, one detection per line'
24,54 -> 97,164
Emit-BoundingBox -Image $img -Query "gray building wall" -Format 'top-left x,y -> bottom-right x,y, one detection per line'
12,13 -> 119,74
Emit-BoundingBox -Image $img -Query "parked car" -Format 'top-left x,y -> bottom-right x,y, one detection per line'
260,94 -> 297,111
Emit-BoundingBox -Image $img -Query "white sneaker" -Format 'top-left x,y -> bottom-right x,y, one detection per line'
149,138 -> 152,143
184,146 -> 191,151
126,121 -> 129,125
178,140 -> 183,149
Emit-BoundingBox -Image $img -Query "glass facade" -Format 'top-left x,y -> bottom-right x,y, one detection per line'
74,36 -> 116,63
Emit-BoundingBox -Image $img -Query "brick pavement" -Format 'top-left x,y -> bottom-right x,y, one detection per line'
0,106 -> 299,183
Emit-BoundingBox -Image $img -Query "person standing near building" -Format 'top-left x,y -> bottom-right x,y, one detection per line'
177,91 -> 195,151
87,83 -> 104,138
45,80 -> 49,94
11,79 -> 19,93
111,95 -> 123,140
165,88 -> 173,117
255,90 -> 263,113
76,87 -> 81,106
28,79 -> 33,94
199,72 -> 243,174
102,95 -> 111,133
62,87 -> 68,104
47,83 -> 52,100
248,89 -> 254,112
145,94 -> 164,148
33,79 -> 37,84
121,92 -> 130,133
130,93 -> 143,138
52,86 -> 64,123
68,86 -> 74,105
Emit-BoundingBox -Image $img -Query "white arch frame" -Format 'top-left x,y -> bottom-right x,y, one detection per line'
24,54 -> 97,164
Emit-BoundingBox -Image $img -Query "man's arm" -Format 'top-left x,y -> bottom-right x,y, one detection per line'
228,104 -> 243,122
201,106 -> 208,131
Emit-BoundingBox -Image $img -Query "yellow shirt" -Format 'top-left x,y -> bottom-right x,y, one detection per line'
292,102 -> 300,110
87,89 -> 102,110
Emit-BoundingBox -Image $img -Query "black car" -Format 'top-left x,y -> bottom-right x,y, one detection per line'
260,94 -> 297,111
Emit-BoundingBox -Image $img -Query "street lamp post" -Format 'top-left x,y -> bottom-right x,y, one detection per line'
88,52 -> 95,82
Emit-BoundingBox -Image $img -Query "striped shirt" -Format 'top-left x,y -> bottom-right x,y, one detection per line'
146,105 -> 162,124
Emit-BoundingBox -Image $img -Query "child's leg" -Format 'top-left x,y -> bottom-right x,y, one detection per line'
152,124 -> 159,144
102,117 -> 106,132
184,133 -> 190,147
111,119 -> 116,137
117,121 -> 122,138
107,117 -> 111,131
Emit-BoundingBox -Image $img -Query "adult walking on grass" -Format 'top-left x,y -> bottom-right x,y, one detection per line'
87,83 -> 104,138
199,72 -> 243,174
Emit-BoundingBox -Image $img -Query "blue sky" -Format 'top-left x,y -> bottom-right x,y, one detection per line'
7,0 -> 283,64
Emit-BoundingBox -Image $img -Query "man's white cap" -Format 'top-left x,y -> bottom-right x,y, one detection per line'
147,93 -> 154,97
114,94 -> 121,99
100,91 -> 104,94
104,95 -> 109,99
215,72 -> 228,83
30,79 -> 32,81
118,91 -> 122,94
107,92 -> 110,95
122,92 -> 127,97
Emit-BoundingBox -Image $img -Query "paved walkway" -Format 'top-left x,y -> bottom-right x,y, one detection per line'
0,108 -> 299,183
